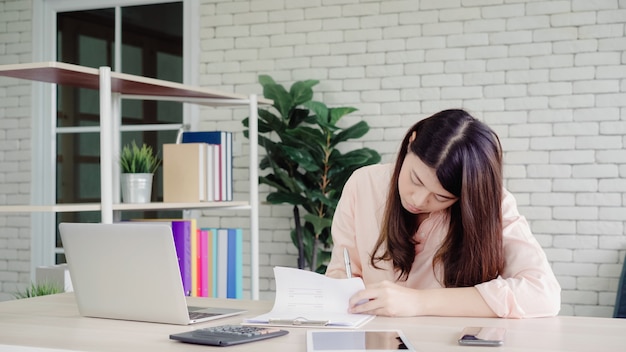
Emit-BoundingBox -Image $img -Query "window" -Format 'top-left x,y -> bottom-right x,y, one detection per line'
32,0 -> 196,266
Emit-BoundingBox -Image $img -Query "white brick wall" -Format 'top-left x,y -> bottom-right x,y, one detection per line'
0,0 -> 625,317
196,0 -> 626,317
0,0 -> 32,301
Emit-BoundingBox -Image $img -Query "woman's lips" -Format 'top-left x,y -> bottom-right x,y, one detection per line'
405,204 -> 422,213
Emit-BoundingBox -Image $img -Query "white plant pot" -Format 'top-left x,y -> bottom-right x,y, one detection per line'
120,173 -> 153,203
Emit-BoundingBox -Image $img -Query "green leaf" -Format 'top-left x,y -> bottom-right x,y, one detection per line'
259,175 -> 290,193
290,80 -> 318,106
267,191 -> 308,206
329,106 -> 357,125
272,166 -> 307,192
258,135 -> 278,154
331,120 -> 370,146
258,74 -> 276,86
281,145 -> 320,172
243,114 -> 276,135
287,126 -> 326,146
13,282 -> 63,299
315,253 -> 332,273
260,145 -> 299,171
119,140 -> 160,174
303,101 -> 329,125
262,83 -> 292,119
304,213 -> 333,236
305,189 -> 336,208
330,148 -> 380,168
258,156 -> 272,170
257,109 -> 286,134
279,136 -> 324,163
287,108 -> 310,129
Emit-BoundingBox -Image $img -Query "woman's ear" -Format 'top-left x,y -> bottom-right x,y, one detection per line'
409,131 -> 416,144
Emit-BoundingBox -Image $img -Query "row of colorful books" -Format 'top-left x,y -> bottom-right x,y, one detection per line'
163,131 -> 233,203
131,219 -> 242,299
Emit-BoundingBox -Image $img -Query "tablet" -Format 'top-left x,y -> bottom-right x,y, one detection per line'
306,330 -> 417,352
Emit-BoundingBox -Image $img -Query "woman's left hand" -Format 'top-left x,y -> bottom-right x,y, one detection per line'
348,280 -> 421,317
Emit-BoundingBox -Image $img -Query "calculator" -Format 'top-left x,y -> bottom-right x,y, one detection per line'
169,324 -> 289,346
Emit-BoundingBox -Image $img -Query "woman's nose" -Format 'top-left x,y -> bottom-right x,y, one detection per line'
412,189 -> 430,207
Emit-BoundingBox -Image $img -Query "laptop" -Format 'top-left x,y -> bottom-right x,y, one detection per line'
59,222 -> 245,325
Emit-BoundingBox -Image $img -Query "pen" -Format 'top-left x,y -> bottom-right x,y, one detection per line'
343,247 -> 352,279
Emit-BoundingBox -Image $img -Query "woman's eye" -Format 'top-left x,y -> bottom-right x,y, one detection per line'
434,195 -> 447,202
435,194 -> 455,203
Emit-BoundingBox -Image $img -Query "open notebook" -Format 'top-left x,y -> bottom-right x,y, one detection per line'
243,266 -> 374,328
59,222 -> 245,325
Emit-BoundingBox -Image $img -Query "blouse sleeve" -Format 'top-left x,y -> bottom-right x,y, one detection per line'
325,164 -> 389,280
475,190 -> 561,318
325,167 -> 360,279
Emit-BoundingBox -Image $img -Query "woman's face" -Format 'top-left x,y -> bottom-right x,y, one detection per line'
398,151 -> 458,216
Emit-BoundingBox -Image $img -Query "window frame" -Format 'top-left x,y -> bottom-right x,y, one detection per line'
30,0 -> 199,274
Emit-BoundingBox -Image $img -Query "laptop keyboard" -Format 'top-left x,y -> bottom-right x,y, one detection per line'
188,311 -> 221,320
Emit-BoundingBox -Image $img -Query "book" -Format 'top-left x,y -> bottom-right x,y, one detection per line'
190,223 -> 198,296
198,229 -> 208,297
227,228 -> 243,299
224,133 -> 232,201
216,228 -> 229,298
205,229 -> 215,297
235,228 -> 243,299
208,228 -> 218,298
171,220 -> 192,296
206,144 -> 217,202
181,131 -> 232,201
162,143 -> 207,203
243,267 -> 374,328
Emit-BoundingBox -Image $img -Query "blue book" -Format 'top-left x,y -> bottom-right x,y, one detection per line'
226,228 -> 243,299
234,228 -> 243,299
181,131 -> 232,201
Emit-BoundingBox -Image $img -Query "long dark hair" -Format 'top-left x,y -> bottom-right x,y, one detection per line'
371,109 -> 504,287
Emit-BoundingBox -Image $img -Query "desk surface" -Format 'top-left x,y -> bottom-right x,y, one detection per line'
1,293 -> 625,352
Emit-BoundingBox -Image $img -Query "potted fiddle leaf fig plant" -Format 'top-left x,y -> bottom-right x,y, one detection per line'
119,141 -> 161,203
243,75 -> 381,273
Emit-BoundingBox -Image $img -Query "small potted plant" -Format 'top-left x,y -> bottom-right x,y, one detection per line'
13,282 -> 63,299
119,141 -> 161,203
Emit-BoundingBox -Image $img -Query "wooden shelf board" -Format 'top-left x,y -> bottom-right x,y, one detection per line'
0,201 -> 250,213
0,61 -> 273,105
113,201 -> 251,211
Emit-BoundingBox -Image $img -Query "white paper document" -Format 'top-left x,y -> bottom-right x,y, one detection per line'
244,266 -> 374,328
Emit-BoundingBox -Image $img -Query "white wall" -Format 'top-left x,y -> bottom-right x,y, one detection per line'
195,0 -> 626,317
0,0 -> 34,301
0,0 -> 625,317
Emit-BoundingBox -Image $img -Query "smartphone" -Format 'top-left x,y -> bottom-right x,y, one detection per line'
458,327 -> 506,347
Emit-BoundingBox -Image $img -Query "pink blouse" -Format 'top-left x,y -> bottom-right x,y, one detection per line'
326,164 -> 561,318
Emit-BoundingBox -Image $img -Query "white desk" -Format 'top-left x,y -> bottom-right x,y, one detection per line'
0,293 -> 625,351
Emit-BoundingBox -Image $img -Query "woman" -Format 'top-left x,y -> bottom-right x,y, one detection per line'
326,109 -> 561,318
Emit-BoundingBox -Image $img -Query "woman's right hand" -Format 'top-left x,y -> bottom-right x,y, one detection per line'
348,280 -> 421,317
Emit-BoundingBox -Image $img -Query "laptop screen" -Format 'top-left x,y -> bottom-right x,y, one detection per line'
59,222 -> 244,325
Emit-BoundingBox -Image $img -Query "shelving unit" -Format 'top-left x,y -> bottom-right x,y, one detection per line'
0,61 -> 271,300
